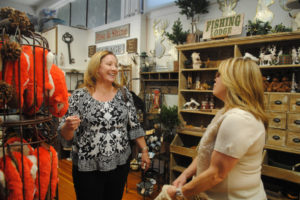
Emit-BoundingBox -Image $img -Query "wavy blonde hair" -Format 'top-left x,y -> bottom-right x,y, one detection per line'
83,50 -> 120,93
218,57 -> 268,128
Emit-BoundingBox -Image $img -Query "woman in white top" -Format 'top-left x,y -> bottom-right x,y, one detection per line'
167,57 -> 268,200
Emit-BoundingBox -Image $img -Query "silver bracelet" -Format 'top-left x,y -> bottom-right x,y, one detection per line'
141,146 -> 148,152
175,187 -> 185,200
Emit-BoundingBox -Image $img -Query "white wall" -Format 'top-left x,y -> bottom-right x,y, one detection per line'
86,14 -> 146,95
56,24 -> 89,71
144,0 -> 293,107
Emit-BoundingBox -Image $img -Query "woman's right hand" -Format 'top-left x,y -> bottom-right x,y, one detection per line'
172,173 -> 187,188
64,115 -> 81,131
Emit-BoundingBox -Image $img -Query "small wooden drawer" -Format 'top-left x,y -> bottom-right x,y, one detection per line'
264,93 -> 269,110
269,93 -> 289,111
170,134 -> 200,158
267,112 -> 287,130
290,93 -> 300,113
267,128 -> 286,147
287,113 -> 300,132
286,131 -> 300,149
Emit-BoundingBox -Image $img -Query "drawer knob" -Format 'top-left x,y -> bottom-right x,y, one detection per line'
273,118 -> 281,123
274,100 -> 282,105
296,101 -> 300,106
293,138 -> 300,143
294,120 -> 300,125
272,135 -> 280,140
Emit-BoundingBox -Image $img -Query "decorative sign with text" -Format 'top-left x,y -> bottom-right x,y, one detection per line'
96,44 -> 125,55
126,38 -> 137,53
203,14 -> 244,40
95,24 -> 130,43
88,45 -> 96,57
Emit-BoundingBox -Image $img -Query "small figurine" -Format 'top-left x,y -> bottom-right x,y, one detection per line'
277,76 -> 291,92
292,47 -> 299,64
183,98 -> 200,110
268,77 -> 281,92
191,52 -> 202,69
276,49 -> 283,64
187,73 -> 192,89
291,72 -> 297,93
243,52 -> 259,63
195,75 -> 201,90
263,76 -> 270,91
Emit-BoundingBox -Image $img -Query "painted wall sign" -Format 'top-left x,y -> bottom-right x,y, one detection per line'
95,24 -> 130,43
203,14 -> 244,39
96,44 -> 125,55
126,38 -> 137,53
88,45 -> 96,57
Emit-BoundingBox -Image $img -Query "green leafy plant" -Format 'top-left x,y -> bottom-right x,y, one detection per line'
156,105 -> 180,142
246,20 -> 272,36
175,0 -> 209,22
271,23 -> 292,33
165,18 -> 189,45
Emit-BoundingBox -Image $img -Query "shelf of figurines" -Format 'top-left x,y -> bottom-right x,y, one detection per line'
182,64 -> 300,71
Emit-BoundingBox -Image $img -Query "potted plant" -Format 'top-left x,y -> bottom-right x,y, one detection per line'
156,105 -> 180,143
175,0 -> 209,41
165,18 -> 189,71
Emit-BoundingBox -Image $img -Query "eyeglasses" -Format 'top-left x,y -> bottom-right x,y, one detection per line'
215,72 -> 221,78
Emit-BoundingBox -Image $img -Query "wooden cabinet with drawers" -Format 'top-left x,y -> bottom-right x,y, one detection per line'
171,32 -> 300,196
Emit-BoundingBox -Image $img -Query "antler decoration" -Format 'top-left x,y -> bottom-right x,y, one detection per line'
217,0 -> 239,17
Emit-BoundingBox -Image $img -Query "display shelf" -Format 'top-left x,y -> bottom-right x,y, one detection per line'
171,32 -> 300,188
264,144 -> 300,154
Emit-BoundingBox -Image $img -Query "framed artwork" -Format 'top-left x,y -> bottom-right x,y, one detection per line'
118,64 -> 132,90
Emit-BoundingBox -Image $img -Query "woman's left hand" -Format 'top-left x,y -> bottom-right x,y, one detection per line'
141,151 -> 151,171
167,185 -> 177,200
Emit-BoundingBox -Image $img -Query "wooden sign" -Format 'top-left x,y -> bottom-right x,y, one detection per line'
95,24 -> 130,43
88,45 -> 96,57
96,44 -> 125,55
126,38 -> 137,53
203,14 -> 244,40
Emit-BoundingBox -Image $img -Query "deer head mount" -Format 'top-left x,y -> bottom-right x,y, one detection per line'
153,19 -> 169,38
217,0 -> 239,17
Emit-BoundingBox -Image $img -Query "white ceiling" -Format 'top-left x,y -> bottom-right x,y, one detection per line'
5,0 -> 61,10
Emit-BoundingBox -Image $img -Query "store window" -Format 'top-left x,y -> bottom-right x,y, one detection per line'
88,0 -> 106,28
108,0 -> 121,24
57,3 -> 70,26
71,0 -> 87,28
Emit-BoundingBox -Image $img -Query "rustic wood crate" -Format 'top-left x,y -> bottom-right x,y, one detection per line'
286,131 -> 300,149
267,111 -> 287,130
287,113 -> 300,132
269,93 -> 289,112
290,93 -> 300,113
267,128 -> 286,147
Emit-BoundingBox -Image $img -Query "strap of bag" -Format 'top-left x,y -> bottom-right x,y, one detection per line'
120,86 -> 128,103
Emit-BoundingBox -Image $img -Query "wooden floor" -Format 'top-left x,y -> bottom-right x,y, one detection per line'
58,159 -> 161,200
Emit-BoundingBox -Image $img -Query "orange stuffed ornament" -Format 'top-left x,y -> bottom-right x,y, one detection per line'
0,151 -> 35,200
2,51 -> 29,108
47,64 -> 69,117
34,144 -> 58,200
23,47 -> 53,115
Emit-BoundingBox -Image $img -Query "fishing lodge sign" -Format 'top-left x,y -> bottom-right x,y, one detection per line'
203,14 -> 244,40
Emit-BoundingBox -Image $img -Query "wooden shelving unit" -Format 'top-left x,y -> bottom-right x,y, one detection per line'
171,32 -> 300,197
140,71 -> 178,94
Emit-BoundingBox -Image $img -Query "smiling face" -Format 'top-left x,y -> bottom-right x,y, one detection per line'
213,71 -> 227,101
97,54 -> 118,84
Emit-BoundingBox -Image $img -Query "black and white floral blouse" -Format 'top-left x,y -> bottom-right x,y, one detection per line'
59,87 -> 145,172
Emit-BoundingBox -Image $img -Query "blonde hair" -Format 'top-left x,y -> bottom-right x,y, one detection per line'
218,57 -> 268,128
83,50 -> 119,93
